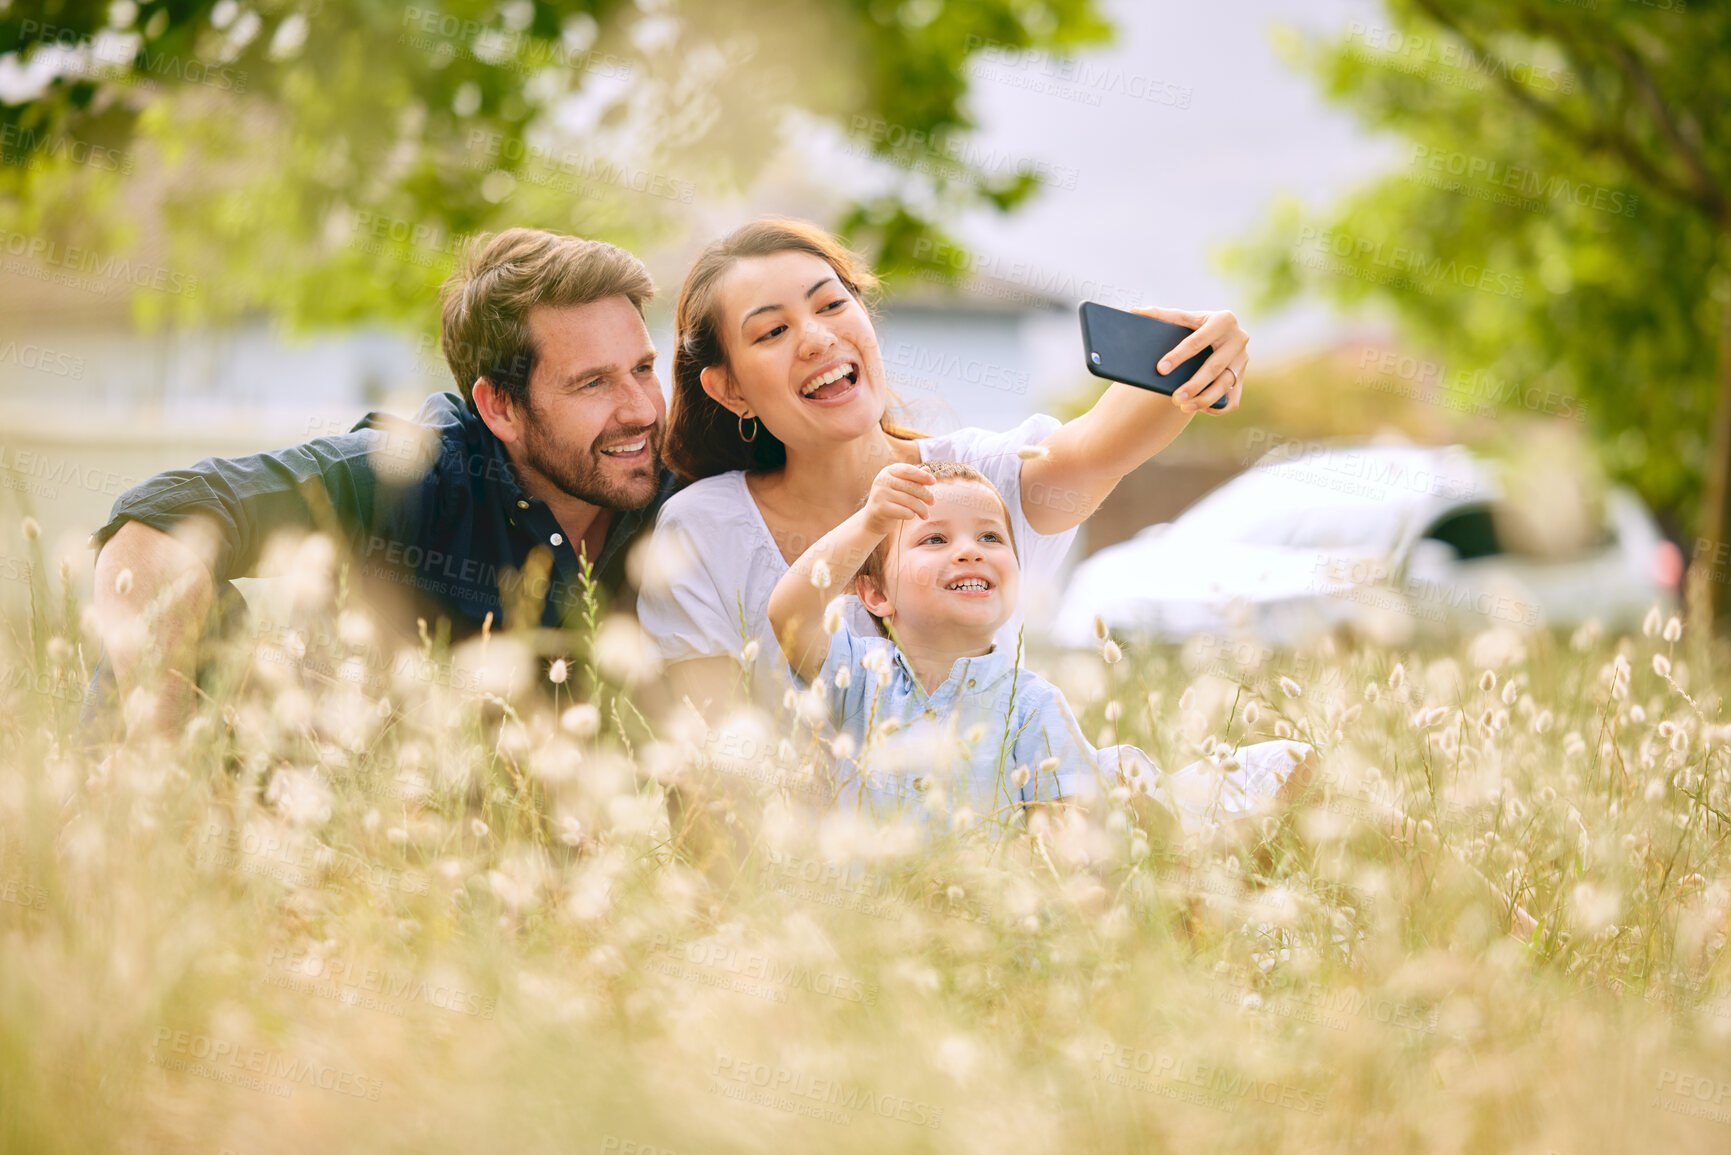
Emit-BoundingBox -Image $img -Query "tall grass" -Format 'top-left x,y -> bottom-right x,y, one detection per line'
3,537 -> 1730,1153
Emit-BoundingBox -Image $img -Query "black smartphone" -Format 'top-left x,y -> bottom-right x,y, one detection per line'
1079,301 -> 1228,410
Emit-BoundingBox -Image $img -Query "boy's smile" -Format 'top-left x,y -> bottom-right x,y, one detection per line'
862,479 -> 1019,650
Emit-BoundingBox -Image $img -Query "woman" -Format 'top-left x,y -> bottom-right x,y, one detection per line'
640,218 -> 1248,709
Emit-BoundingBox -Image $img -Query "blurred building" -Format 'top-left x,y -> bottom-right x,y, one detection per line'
0,259 -> 1085,607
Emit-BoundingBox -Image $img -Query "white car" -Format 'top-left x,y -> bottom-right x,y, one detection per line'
1052,442 -> 1681,648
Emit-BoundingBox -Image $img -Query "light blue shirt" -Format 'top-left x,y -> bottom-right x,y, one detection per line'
810,629 -> 1106,822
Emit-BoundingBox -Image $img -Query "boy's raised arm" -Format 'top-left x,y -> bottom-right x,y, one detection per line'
767,463 -> 934,684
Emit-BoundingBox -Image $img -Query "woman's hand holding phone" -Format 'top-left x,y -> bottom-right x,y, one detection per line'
1134,305 -> 1249,415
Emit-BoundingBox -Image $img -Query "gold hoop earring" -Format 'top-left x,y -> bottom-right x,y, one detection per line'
738,413 -> 758,443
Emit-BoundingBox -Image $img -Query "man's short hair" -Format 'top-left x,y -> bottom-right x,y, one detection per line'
439,228 -> 655,412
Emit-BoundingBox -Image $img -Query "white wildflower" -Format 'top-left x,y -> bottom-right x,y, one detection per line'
823,597 -> 846,635
1102,639 -> 1123,664
831,734 -> 857,760
1364,682 -> 1380,703
337,609 -> 374,648
1389,663 -> 1405,690
471,818 -> 489,839
833,665 -> 852,689
810,559 -> 832,591
548,658 -> 569,685
593,616 -> 660,684
1279,676 -> 1302,699
265,768 -> 332,827
1653,653 -> 1672,678
1243,701 -> 1261,727
1572,882 -> 1621,934
1016,443 -> 1050,461
560,703 -> 601,740
21,517 -> 40,541
114,568 -> 134,595
1104,700 -> 1122,722
1663,615 -> 1683,643
1534,709 -> 1553,734
741,639 -> 760,665
1479,670 -> 1496,692
1642,607 -> 1662,637
1093,615 -> 1107,641
1011,766 -> 1031,789
1501,680 -> 1518,705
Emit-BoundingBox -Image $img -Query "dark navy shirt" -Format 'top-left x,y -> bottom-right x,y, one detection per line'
94,392 -> 677,643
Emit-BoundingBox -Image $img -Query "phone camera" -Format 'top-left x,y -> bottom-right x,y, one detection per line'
1089,352 -> 1101,364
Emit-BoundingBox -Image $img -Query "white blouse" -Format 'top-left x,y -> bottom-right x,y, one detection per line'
638,414 -> 1078,701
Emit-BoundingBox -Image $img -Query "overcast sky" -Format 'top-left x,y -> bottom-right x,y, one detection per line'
947,0 -> 1395,357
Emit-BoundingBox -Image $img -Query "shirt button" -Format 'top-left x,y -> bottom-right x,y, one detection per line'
967,679 -> 976,688
550,533 -> 564,546
516,500 -> 529,510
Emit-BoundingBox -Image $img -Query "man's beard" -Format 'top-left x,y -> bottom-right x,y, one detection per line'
518,411 -> 662,512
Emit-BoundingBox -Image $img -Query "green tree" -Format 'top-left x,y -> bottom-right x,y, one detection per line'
1223,1 -> 1731,623
0,0 -> 1110,328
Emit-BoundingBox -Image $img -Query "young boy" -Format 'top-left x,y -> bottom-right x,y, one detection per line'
768,461 -> 1307,827
769,460 -> 1094,821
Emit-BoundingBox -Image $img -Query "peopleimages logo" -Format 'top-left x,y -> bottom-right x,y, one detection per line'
149,1028 -> 383,1100
710,1053 -> 944,1129
1292,226 -> 1524,299
0,123 -> 133,175
0,228 -> 199,298
18,20 -> 248,92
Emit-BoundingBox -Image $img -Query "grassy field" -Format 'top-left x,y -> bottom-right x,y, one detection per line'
3,536 -> 1730,1154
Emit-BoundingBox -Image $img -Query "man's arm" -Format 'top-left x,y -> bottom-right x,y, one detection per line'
92,519 -> 218,736
87,418 -> 429,735
1018,307 -> 1248,535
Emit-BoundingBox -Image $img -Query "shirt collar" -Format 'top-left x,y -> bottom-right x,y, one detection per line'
891,641 -> 1020,700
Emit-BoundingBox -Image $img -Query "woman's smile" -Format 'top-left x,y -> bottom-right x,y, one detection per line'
798,359 -> 862,403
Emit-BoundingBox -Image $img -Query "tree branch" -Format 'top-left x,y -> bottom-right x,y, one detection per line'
1600,33 -> 1724,218
1405,0 -> 1714,217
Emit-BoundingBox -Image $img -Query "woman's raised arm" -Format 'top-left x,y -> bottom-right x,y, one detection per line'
1018,307 -> 1248,536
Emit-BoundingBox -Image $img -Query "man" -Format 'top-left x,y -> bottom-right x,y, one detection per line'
91,227 -> 677,733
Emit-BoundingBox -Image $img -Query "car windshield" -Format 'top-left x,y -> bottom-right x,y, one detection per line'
1165,454 -> 1470,550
